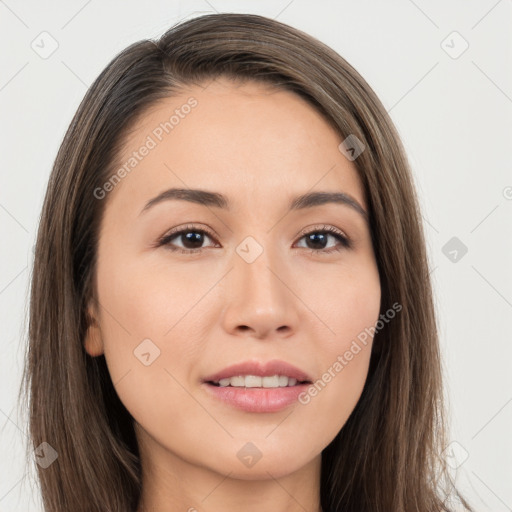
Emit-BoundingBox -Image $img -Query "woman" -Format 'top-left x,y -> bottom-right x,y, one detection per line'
19,12 -> 475,512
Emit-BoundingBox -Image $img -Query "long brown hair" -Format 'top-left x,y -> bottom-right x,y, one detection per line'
18,12 -> 475,512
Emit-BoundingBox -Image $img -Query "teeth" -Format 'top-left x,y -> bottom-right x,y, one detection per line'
230,376 -> 245,386
216,375 -> 299,388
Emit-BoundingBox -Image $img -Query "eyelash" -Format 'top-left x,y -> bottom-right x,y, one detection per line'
155,223 -> 352,255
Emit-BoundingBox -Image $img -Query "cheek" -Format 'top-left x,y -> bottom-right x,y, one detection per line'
95,257 -> 209,440
296,258 -> 380,427
97,251 -> 207,345
299,251 -> 381,346
95,251 -> 208,393
297,312 -> 378,443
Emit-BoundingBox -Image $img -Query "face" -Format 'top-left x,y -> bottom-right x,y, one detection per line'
85,77 -> 381,484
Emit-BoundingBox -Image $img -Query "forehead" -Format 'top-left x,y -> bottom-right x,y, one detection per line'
107,77 -> 366,215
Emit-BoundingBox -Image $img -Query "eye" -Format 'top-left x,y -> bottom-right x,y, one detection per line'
294,225 -> 352,254
156,224 -> 219,254
156,224 -> 352,255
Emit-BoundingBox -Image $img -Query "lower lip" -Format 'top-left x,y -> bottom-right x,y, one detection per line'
202,382 -> 311,413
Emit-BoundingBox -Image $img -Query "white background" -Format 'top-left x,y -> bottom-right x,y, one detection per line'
1,1 -> 511,510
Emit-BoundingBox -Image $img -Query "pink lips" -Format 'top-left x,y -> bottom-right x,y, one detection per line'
203,383 -> 311,413
201,359 -> 313,413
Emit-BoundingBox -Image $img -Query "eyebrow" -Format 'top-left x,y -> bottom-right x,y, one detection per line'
139,187 -> 368,222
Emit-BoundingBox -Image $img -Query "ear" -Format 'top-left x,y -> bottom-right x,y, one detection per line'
84,302 -> 104,357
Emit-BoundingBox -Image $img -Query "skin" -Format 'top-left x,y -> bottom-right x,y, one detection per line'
85,77 -> 381,512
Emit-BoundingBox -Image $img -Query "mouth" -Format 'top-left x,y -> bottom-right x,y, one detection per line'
202,359 -> 313,388
201,359 -> 313,413
206,375 -> 312,388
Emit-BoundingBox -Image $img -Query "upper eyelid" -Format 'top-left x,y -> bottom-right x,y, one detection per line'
296,224 -> 348,239
162,224 -> 217,241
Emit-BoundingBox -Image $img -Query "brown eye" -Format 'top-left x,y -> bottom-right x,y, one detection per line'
157,225 -> 218,254
295,225 -> 352,254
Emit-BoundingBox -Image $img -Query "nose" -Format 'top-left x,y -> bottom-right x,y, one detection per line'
220,243 -> 301,340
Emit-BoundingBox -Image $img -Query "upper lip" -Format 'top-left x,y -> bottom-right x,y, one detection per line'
203,359 -> 313,383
